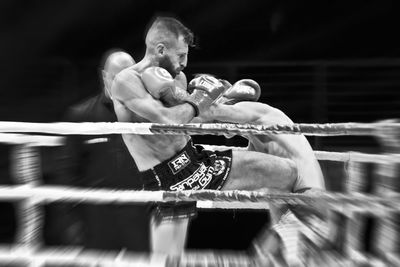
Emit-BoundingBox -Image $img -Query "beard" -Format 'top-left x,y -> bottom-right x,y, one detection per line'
159,56 -> 179,78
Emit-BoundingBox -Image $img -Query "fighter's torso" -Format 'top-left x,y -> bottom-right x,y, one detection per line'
112,65 -> 189,171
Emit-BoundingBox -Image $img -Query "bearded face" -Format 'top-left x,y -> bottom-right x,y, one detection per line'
158,55 -> 180,78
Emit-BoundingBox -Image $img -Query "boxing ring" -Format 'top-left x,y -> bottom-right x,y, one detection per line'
0,121 -> 399,266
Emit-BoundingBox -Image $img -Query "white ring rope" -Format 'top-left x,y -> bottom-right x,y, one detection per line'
0,121 -> 399,136
1,133 -> 399,163
0,133 -> 63,147
200,144 -> 400,163
0,246 -> 168,267
0,185 -> 164,203
0,185 -> 398,214
0,245 -> 396,267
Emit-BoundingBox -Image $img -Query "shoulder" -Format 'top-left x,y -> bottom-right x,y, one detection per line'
220,102 -> 273,123
230,101 -> 267,113
251,102 -> 292,124
114,67 -> 142,86
234,102 -> 276,113
111,67 -> 146,100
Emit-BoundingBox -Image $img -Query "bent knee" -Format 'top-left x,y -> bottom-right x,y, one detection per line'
285,158 -> 298,190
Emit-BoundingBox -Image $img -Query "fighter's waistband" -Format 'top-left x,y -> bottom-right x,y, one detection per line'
140,138 -> 200,190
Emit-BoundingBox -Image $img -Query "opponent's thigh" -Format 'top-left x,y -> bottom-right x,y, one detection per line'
222,150 -> 296,191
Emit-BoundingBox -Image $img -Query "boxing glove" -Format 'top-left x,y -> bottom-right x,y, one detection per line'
186,75 -> 229,116
141,67 -> 190,106
141,67 -> 176,99
216,79 -> 261,105
163,85 -> 190,107
219,79 -> 233,89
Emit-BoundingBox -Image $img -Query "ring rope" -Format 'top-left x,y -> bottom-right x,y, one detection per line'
196,201 -> 270,210
0,133 -> 63,146
0,185 -> 399,214
5,136 -> 397,212
0,246 -> 168,266
1,121 -> 399,266
0,121 -> 399,136
0,245 -> 396,267
0,133 -> 398,163
200,144 -> 400,163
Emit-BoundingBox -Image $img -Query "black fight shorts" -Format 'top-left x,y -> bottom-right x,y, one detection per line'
141,139 -> 232,222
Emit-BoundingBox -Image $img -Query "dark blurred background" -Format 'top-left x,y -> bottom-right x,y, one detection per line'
0,0 -> 399,252
0,0 -> 399,122
0,0 -> 399,147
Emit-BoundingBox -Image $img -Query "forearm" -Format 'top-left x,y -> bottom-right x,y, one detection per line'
119,94 -> 196,124
161,102 -> 197,124
160,85 -> 190,107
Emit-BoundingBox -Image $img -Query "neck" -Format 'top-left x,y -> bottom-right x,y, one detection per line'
136,55 -> 158,71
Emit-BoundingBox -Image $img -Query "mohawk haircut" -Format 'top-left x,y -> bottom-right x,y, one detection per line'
145,16 -> 195,48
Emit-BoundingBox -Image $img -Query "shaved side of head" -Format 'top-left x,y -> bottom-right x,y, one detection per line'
145,16 -> 194,55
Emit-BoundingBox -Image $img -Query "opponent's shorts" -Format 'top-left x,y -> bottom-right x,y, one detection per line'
141,139 -> 232,222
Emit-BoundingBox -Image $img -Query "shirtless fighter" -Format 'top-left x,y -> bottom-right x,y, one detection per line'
110,16 -> 298,255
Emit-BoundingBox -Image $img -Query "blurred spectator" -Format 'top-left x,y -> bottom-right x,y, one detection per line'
45,50 -> 150,251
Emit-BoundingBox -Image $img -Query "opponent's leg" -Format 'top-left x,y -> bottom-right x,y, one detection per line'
150,215 -> 190,256
220,150 -> 303,265
222,150 -> 297,191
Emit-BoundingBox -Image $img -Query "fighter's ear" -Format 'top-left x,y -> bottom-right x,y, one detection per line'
155,43 -> 166,56
101,70 -> 106,80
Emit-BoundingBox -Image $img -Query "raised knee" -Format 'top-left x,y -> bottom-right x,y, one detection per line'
286,159 -> 298,190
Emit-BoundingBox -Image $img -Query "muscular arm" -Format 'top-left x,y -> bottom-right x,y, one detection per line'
160,71 -> 190,106
112,69 -> 195,124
